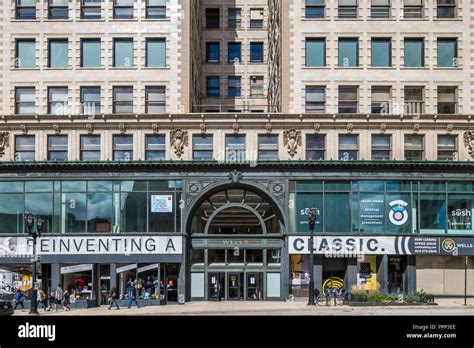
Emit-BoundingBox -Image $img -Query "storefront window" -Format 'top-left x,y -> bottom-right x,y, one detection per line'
358,192 -> 385,233
149,192 -> 175,232
447,194 -> 474,234
324,193 -> 351,232
191,249 -> 204,265
120,192 -> 147,233
87,193 -> 113,233
386,193 -> 413,234
25,193 -> 54,233
246,249 -> 263,263
0,194 -> 24,234
25,181 -> 53,192
227,248 -> 244,263
291,255 -> 310,293
61,192 -> 87,233
296,193 -> 323,232
62,181 -> 87,192
267,249 -> 281,264
420,193 -> 446,233
208,249 -> 225,264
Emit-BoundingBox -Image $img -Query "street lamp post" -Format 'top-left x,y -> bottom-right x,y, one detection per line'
464,256 -> 468,306
307,207 -> 318,306
24,214 -> 44,315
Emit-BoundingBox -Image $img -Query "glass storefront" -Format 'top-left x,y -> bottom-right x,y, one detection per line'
291,180 -> 474,235
0,180 -> 182,234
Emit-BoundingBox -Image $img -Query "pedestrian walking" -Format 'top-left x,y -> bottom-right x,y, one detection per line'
127,284 -> 140,309
63,290 -> 71,311
47,291 -> 56,311
108,287 -> 120,310
54,285 -> 63,311
37,289 -> 48,311
13,289 -> 25,311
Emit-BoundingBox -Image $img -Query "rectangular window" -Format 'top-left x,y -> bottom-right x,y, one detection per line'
114,38 -> 134,67
250,76 -> 264,97
250,42 -> 264,62
405,134 -> 424,160
16,39 -> 36,68
371,0 -> 390,18
404,86 -> 424,114
206,8 -> 220,29
145,86 -> 166,113
250,8 -> 264,28
228,8 -> 241,28
339,135 -> 358,160
146,0 -> 166,19
437,86 -> 457,114
145,135 -> 165,160
372,134 -> 391,160
206,76 -> 220,97
438,135 -> 457,160
258,135 -> 278,160
305,86 -> 325,113
228,42 -> 242,63
338,0 -> 358,18
114,0 -> 133,19
404,38 -> 424,67
48,39 -> 68,68
371,86 -> 391,114
15,136 -> 35,161
437,0 -> 455,18
16,0 -> 36,20
193,135 -> 213,160
49,0 -> 68,19
371,38 -> 391,67
437,38 -> 457,67
306,38 -> 326,67
81,39 -> 101,68
306,134 -> 325,160
404,0 -> 423,18
81,0 -> 101,19
206,42 -> 220,63
338,86 -> 358,113
48,87 -> 68,115
226,135 -> 246,161
228,76 -> 241,97
306,0 -> 325,18
113,86 -> 133,113
113,135 -> 133,161
80,135 -> 101,161
15,87 -> 35,115
338,38 -> 358,67
80,86 -> 101,115
146,38 -> 166,67
48,135 -> 68,161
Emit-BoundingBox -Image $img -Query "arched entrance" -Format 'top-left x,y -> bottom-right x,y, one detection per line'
186,183 -> 286,301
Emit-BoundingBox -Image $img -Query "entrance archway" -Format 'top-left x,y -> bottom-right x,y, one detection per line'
186,182 -> 286,301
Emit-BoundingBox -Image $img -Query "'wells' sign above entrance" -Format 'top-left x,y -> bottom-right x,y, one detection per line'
289,236 -> 474,256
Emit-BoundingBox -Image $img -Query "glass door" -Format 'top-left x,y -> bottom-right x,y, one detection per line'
227,273 -> 243,300
246,273 -> 263,300
208,273 -> 224,300
388,256 -> 405,294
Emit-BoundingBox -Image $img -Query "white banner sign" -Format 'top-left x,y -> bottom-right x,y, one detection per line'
61,264 -> 93,274
0,237 -> 32,258
116,264 -> 137,274
137,263 -> 159,273
151,195 -> 173,213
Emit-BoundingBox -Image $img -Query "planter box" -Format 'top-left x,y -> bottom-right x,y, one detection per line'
347,301 -> 437,307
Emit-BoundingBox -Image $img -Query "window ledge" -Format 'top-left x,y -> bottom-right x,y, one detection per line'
44,68 -> 72,70
301,18 -> 330,21
12,68 -> 40,71
77,67 -> 105,71
109,67 -> 139,70
110,18 -> 139,22
433,67 -> 462,70
433,18 -> 462,21
45,19 -> 73,22
10,19 -> 40,23
142,18 -> 170,22
335,67 -> 363,69
142,67 -> 169,70
400,67 -> 430,70
368,67 -> 395,69
367,18 -> 396,21
76,19 -> 105,22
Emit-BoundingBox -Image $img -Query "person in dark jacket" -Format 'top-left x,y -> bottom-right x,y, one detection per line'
13,289 -> 25,311
145,276 -> 153,299
108,287 -> 120,310
127,284 -> 140,309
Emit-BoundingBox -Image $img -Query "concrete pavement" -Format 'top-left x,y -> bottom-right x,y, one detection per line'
13,298 -> 474,316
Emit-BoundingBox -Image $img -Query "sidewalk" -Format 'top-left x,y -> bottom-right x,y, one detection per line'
13,297 -> 474,316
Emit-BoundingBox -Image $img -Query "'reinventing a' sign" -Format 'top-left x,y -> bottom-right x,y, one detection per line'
289,236 -> 474,256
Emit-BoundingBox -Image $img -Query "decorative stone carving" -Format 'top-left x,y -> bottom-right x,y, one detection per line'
413,124 -> 420,133
170,129 -> 188,158
232,123 -> 239,134
0,132 -> 10,157
229,170 -> 242,183
119,123 -> 126,134
86,124 -> 93,134
200,123 -> 206,134
20,125 -> 27,134
380,123 -> 387,133
283,129 -> 302,158
152,124 -> 158,134
447,124 -> 453,133
464,131 -> 474,159
347,124 -> 354,133
265,123 -> 272,133
53,124 -> 60,134
313,124 -> 320,133
271,182 -> 284,196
